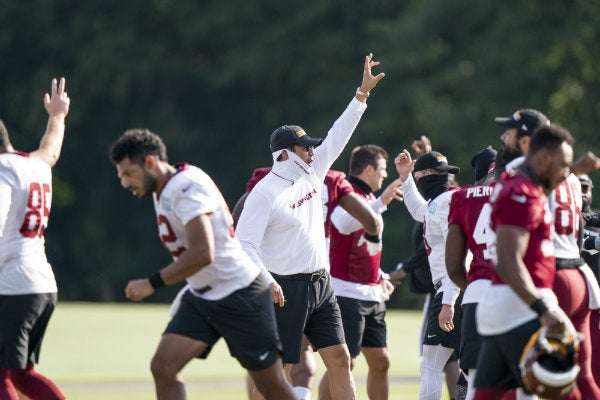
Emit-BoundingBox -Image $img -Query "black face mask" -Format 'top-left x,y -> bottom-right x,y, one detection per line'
415,174 -> 450,200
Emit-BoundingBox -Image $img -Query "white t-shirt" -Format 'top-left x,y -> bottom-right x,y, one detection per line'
154,164 -> 259,300
0,152 -> 57,294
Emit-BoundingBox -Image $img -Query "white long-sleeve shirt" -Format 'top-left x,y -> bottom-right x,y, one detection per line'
236,97 -> 367,280
401,174 -> 461,306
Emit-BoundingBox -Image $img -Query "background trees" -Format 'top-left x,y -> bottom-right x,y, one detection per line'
2,0 -> 599,306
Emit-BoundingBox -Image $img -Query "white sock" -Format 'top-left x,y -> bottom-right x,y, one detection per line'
419,344 -> 454,400
293,386 -> 312,400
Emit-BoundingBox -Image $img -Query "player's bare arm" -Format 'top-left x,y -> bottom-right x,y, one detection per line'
354,53 -> 385,103
445,224 -> 469,291
337,192 -> 381,236
31,77 -> 70,167
125,214 -> 214,302
495,225 -> 566,332
394,150 -> 416,180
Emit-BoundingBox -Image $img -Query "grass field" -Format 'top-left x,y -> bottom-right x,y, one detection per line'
35,302 -> 445,399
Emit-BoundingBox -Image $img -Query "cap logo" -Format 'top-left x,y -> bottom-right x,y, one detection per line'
513,111 -> 521,121
295,129 -> 306,137
436,155 -> 448,163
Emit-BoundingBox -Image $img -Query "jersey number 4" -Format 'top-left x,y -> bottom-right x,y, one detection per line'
19,182 -> 51,238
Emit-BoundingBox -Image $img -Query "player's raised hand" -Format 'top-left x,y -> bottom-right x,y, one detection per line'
355,53 -> 385,101
394,149 -> 416,180
44,77 -> 70,118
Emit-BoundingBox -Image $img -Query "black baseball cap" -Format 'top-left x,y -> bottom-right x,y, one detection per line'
270,125 -> 323,152
414,151 -> 460,174
471,146 -> 497,181
494,109 -> 550,138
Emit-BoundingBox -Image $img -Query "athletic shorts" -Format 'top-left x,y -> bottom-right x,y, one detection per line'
422,291 -> 462,349
272,272 -> 345,364
165,275 -> 281,371
459,302 -> 482,371
0,293 -> 57,369
474,318 -> 539,391
336,296 -> 386,357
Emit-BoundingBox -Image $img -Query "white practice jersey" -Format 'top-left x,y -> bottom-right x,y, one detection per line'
0,152 -> 57,294
401,174 -> 460,306
153,164 -> 260,300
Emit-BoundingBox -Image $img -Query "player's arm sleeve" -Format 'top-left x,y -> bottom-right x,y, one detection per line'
235,190 -> 276,285
401,174 -> 427,222
312,98 -> 367,178
0,179 -> 12,237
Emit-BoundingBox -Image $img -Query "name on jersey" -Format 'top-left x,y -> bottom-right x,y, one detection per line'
466,186 -> 492,198
290,188 -> 318,209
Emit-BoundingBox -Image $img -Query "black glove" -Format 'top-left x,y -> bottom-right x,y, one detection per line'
582,212 -> 600,228
583,236 -> 599,251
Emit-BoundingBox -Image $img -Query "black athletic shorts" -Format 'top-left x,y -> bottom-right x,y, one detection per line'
474,318 -> 540,391
272,271 -> 345,364
0,293 -> 57,369
459,302 -> 482,371
165,275 -> 281,371
336,296 -> 386,357
422,291 -> 462,349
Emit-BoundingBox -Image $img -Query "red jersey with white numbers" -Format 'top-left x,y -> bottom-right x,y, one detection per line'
490,175 -> 555,288
0,152 -> 56,294
447,184 -> 495,283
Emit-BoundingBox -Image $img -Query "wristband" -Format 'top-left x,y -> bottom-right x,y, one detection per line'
529,298 -> 548,316
395,262 -> 404,271
148,272 -> 166,289
356,87 -> 370,98
363,232 -> 381,243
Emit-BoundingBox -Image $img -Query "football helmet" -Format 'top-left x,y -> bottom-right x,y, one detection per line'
520,326 -> 582,399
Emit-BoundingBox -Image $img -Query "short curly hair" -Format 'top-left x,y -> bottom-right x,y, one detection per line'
109,128 -> 168,165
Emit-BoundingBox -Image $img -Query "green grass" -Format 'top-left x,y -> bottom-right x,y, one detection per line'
36,303 -> 439,399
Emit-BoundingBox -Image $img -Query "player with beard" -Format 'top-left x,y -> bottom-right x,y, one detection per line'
473,124 -> 577,399
109,129 -> 296,400
495,110 -> 600,399
394,149 -> 462,400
